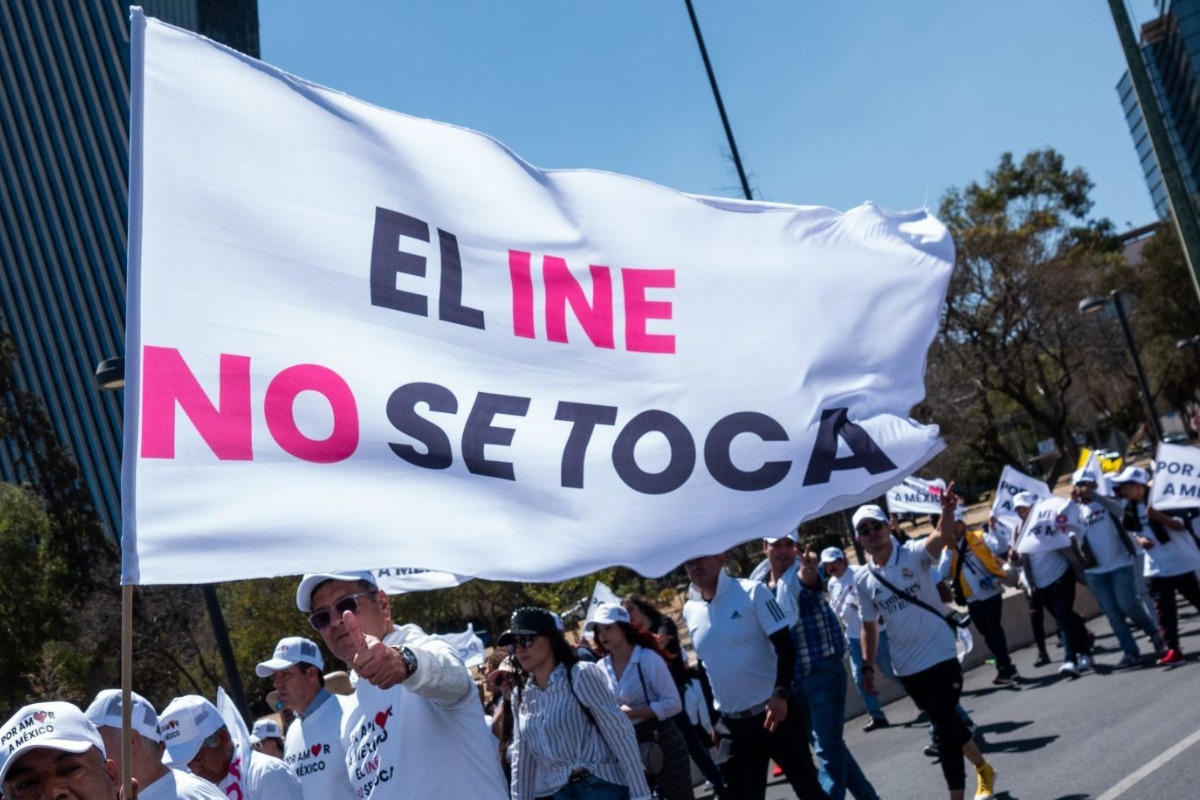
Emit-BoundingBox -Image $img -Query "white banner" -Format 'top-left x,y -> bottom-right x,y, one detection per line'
885,476 -> 946,516
1015,496 -> 1080,555
1150,442 -> 1200,511
432,623 -> 487,668
371,568 -> 469,595
990,466 -> 1050,528
1078,450 -> 1112,497
122,12 -> 953,585
216,688 -> 253,787
585,580 -> 622,621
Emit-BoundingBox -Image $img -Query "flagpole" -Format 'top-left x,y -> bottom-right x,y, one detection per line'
122,584 -> 133,798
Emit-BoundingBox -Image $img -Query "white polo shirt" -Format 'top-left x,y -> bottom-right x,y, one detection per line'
682,570 -> 790,714
855,538 -> 957,677
139,769 -> 227,800
285,690 -> 357,800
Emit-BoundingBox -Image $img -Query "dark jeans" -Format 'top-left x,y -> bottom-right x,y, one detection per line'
1033,571 -> 1089,663
721,694 -> 829,800
671,712 -> 725,793
1148,572 -> 1200,651
539,774 -> 630,800
898,659 -> 972,793
968,593 -> 1013,671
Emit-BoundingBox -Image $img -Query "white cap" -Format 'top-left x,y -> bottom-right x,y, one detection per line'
295,571 -> 379,612
158,696 -> 225,768
0,701 -> 106,786
583,603 -> 630,634
819,547 -> 845,564
852,504 -> 889,529
764,531 -> 799,544
250,719 -> 283,745
1112,466 -> 1150,485
953,508 -> 967,523
256,637 -> 324,677
84,689 -> 162,742
1014,491 -> 1038,509
1072,468 -> 1099,485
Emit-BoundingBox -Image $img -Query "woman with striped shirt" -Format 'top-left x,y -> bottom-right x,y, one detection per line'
502,607 -> 651,800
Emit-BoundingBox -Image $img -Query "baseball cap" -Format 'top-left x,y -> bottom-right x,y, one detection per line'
158,696 -> 226,768
256,637 -> 325,677
497,607 -> 560,647
84,689 -> 162,742
819,547 -> 845,564
852,504 -> 889,530
583,603 -> 630,634
1013,491 -> 1038,509
250,719 -> 283,745
1112,466 -> 1150,486
1072,468 -> 1098,486
295,571 -> 379,612
764,531 -> 800,544
0,701 -> 106,786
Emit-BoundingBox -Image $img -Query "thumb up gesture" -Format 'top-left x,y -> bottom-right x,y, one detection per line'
344,609 -> 412,690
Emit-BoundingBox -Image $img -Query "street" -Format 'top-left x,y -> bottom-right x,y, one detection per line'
747,608 -> 1200,800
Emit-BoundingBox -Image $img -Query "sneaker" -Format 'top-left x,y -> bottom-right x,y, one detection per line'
1158,649 -> 1184,666
924,743 -> 940,758
1033,651 -> 1051,668
1114,653 -> 1141,670
862,717 -> 889,732
992,672 -> 1016,685
1077,654 -> 1093,671
975,761 -> 997,800
1059,661 -> 1080,677
772,763 -> 783,777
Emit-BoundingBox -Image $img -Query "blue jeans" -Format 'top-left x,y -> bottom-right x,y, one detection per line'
847,633 -> 901,720
548,774 -> 630,800
1086,565 -> 1162,657
793,654 -> 880,800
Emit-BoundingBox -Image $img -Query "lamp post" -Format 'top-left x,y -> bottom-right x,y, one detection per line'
1079,290 -> 1165,442
93,357 -> 253,724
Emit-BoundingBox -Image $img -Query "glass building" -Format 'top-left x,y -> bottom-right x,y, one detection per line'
1118,0 -> 1200,223
0,1 -> 258,536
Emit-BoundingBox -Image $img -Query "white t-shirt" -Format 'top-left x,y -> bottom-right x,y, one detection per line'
826,570 -> 863,639
601,645 -> 682,722
855,538 -> 958,677
140,768 -> 227,800
683,570 -> 790,714
1134,505 -> 1200,577
218,744 -> 302,800
341,624 -> 508,800
936,534 -> 1005,602
284,691 -> 357,800
1078,501 -> 1135,574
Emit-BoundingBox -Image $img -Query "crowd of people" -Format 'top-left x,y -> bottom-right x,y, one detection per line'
3,463 -> 1198,800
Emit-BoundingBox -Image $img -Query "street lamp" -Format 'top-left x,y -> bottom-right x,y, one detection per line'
1078,290 -> 1165,442
93,357 -> 253,723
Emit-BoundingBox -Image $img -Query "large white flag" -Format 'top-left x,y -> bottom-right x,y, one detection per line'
1015,496 -> 1080,555
371,568 -> 469,595
122,12 -> 953,584
886,476 -> 946,516
432,623 -> 488,668
1150,442 -> 1200,511
990,466 -> 1051,528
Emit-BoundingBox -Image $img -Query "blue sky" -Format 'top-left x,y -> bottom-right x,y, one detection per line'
258,0 -> 1164,231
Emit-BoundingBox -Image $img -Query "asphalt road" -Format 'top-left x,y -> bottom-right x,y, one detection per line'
715,607 -> 1200,800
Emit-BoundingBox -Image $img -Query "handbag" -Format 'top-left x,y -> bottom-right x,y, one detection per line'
633,662 -> 666,776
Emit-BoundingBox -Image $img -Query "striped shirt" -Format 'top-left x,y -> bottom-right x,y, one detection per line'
510,662 -> 651,800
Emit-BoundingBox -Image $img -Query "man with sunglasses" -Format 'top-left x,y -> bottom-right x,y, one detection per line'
255,637 -> 357,800
854,494 -> 998,800
295,571 -> 507,800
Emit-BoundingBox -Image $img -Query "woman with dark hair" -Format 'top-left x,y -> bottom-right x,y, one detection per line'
587,604 -> 694,800
500,607 -> 650,800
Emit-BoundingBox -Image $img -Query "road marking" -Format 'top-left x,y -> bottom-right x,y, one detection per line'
1095,727 -> 1200,800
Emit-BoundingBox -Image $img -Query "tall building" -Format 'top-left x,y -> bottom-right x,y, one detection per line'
0,1 -> 259,536
1118,0 -> 1200,223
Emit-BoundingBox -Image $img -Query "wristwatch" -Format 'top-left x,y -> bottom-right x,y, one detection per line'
392,645 -> 419,676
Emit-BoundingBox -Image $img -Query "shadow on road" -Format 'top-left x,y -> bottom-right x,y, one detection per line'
979,733 -> 1059,754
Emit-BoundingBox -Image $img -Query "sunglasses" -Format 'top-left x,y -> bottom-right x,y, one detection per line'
505,634 -> 541,653
856,520 -> 886,536
307,590 -> 377,631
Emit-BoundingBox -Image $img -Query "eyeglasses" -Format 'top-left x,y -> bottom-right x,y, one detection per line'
505,634 -> 540,653
307,591 -> 377,631
855,520 -> 886,536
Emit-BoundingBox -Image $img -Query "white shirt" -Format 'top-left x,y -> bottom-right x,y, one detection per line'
683,570 -> 790,713
826,569 -> 863,639
341,624 -> 508,800
855,538 -> 958,677
1133,505 -> 1200,577
140,768 -> 227,800
1078,501 -> 1135,574
284,690 -> 357,800
510,662 -> 650,800
601,645 -> 682,723
937,533 -> 1005,602
217,744 -> 302,800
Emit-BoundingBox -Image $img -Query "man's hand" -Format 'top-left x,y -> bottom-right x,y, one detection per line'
763,695 -> 788,732
1137,535 -> 1156,550
862,666 -> 878,696
344,609 -> 410,689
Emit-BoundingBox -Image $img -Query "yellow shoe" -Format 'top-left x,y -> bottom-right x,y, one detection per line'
974,762 -> 996,800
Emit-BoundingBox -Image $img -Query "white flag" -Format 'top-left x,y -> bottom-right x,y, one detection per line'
432,623 -> 488,668
1077,450 -> 1113,497
990,466 -> 1050,528
1150,442 -> 1200,511
122,12 -> 953,585
1015,496 -> 1080,555
585,580 -> 623,621
886,476 -> 946,516
371,568 -> 470,595
216,688 -> 253,790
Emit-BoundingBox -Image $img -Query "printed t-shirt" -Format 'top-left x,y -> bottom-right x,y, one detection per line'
284,691 -> 357,800
217,742 -> 302,800
1133,504 -> 1200,577
1078,501 -> 1135,574
827,570 -> 863,639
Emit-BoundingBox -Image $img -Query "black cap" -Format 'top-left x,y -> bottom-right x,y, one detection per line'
497,607 -> 558,647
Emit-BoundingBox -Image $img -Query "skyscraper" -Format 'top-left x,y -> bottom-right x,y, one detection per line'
0,1 -> 259,536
